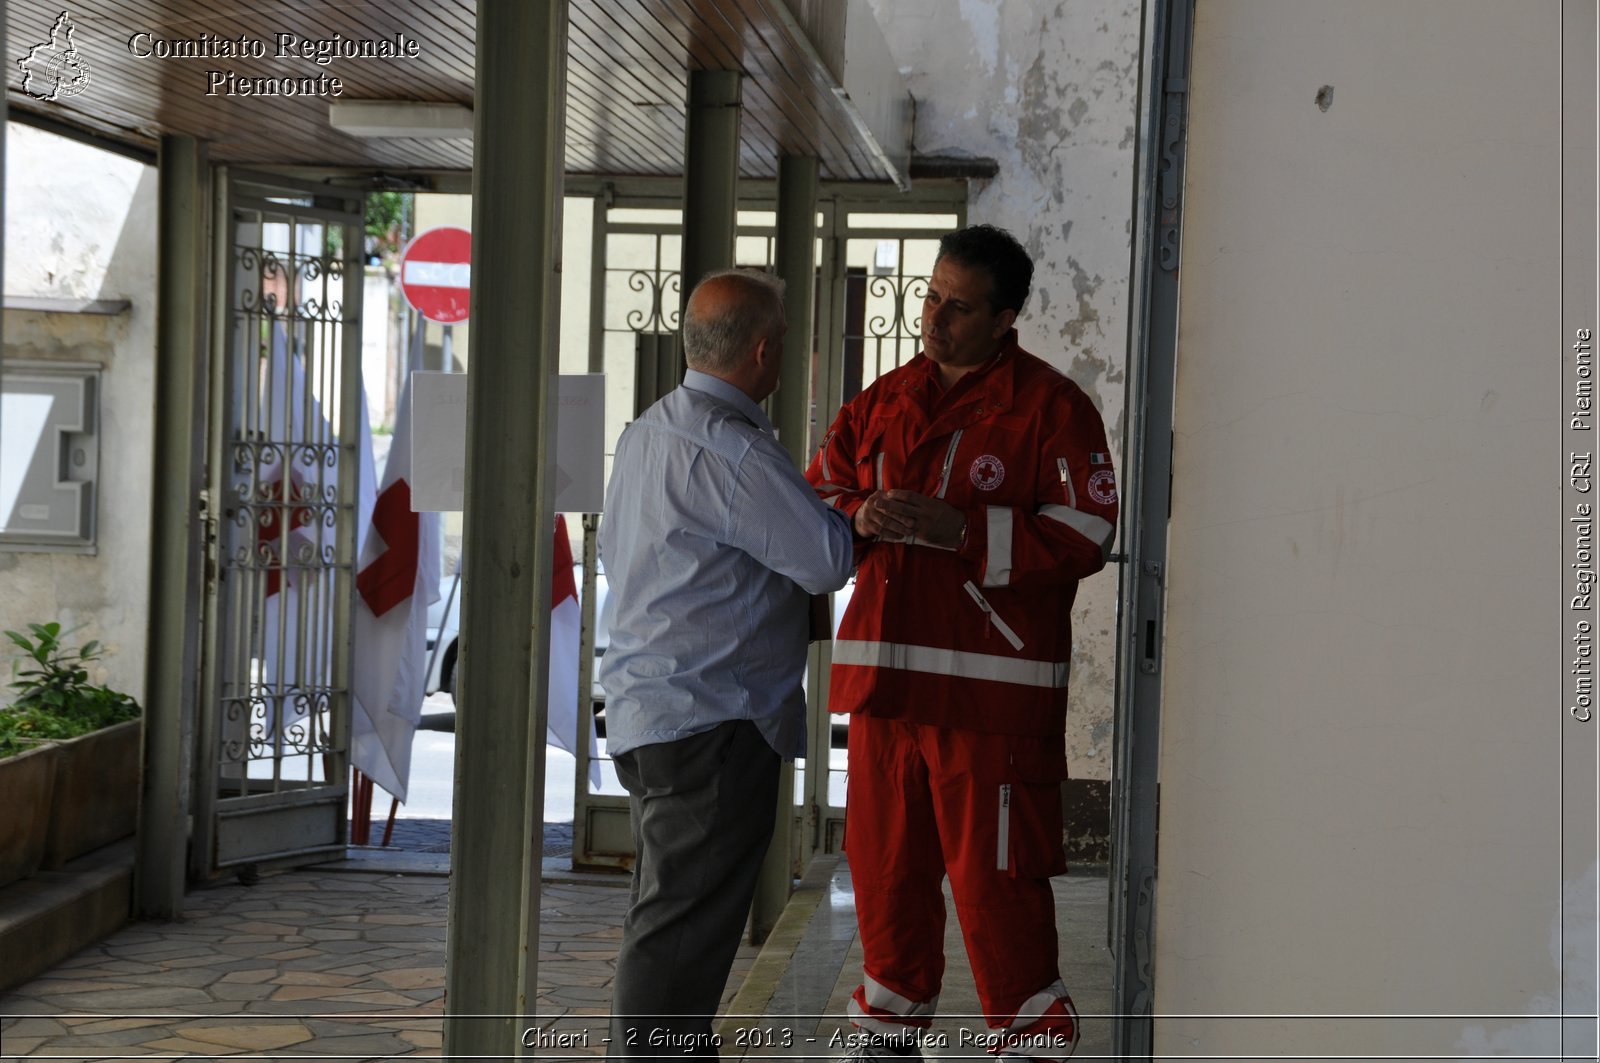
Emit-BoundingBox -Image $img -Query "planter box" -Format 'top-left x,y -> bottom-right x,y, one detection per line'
0,742 -> 59,888
42,719 -> 141,869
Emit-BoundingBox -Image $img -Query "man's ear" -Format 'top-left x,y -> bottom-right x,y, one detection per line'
992,308 -> 1017,338
752,335 -> 774,370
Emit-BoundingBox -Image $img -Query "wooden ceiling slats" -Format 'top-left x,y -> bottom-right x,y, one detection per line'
6,0 -> 898,183
365,2 -> 478,88
569,3 -> 686,116
631,1 -> 800,175
562,76 -> 672,176
646,0 -> 863,179
738,0 -> 878,170
635,1 -> 747,74
727,0 -> 879,174
585,0 -> 776,177
564,15 -> 685,157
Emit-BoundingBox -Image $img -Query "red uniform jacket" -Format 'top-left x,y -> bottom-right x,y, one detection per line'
805,331 -> 1118,736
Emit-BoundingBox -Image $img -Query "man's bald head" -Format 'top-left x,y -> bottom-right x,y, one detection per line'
682,269 -> 787,376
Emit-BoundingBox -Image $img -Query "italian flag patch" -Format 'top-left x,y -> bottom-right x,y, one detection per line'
1090,452 -> 1112,465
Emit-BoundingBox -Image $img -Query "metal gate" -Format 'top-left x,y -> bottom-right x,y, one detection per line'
192,170 -> 366,878
567,183 -> 963,872
803,204 -> 959,861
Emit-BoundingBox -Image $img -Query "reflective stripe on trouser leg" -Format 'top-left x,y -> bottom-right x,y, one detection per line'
848,974 -> 939,1036
992,981 -> 1080,1062
929,729 -> 1066,1033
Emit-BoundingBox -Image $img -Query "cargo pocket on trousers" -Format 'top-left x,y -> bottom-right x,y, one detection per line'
998,743 -> 1069,879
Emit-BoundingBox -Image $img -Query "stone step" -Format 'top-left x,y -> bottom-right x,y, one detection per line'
0,839 -> 134,993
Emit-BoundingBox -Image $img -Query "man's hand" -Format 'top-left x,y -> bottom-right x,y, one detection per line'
854,489 -> 966,548
853,490 -> 918,540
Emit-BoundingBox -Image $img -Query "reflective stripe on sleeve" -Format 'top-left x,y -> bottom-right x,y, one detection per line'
815,480 -> 852,508
833,640 -> 1070,688
983,506 -> 1013,587
1040,503 -> 1114,561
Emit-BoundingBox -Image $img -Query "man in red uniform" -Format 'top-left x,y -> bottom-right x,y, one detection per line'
806,225 -> 1118,1061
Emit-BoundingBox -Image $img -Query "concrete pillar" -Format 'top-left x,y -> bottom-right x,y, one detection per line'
444,1 -> 567,1057
137,136 -> 209,919
749,155 -> 820,942
680,70 -> 742,300
770,155 -> 819,464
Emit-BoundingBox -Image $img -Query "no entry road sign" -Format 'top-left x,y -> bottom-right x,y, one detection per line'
400,226 -> 471,324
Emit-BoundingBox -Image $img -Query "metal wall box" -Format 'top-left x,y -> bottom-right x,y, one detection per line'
0,365 -> 100,552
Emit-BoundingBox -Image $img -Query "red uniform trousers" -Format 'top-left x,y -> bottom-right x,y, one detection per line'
845,716 -> 1080,1059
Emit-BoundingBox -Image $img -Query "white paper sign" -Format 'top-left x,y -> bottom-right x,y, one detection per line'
410,372 -> 605,513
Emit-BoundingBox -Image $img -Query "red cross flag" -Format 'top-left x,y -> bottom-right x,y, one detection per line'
399,226 -> 471,325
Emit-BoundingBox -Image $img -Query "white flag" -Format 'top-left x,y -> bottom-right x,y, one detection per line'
548,514 -> 602,788
350,323 -> 440,802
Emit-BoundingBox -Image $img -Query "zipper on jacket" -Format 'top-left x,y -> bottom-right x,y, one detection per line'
935,429 -> 965,498
875,453 -> 887,491
819,430 -> 835,481
1056,457 -> 1075,508
962,580 -> 1024,650
997,783 -> 1012,871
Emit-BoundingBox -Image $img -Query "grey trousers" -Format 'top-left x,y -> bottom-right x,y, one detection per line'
607,719 -> 780,1060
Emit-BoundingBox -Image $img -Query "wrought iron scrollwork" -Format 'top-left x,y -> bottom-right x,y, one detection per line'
622,268 -> 682,333
215,204 -> 356,799
234,245 -> 346,322
865,273 -> 929,341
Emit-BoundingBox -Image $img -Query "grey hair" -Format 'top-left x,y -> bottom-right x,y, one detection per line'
681,268 -> 787,374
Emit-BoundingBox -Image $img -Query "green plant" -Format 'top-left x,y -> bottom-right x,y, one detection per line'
0,623 -> 140,758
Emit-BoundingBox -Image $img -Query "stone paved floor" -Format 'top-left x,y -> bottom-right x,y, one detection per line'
0,819 -> 758,1062
0,832 -> 1109,1061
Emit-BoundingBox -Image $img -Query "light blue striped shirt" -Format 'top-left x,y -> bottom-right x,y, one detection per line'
598,370 -> 854,758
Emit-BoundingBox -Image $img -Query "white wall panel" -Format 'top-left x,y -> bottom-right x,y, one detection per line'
1153,2 -> 1574,1056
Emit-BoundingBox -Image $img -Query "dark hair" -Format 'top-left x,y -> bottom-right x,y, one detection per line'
936,224 -> 1034,315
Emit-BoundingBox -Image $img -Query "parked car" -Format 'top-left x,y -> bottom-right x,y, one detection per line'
424,566 -> 856,734
423,562 -> 611,712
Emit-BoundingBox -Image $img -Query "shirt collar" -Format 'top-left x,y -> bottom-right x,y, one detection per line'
681,369 -> 775,434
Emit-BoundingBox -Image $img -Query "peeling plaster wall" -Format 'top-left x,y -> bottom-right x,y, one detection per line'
2,123 -> 157,702
870,0 -> 1140,782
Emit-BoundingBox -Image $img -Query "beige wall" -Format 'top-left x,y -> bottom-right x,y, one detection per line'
2,124 -> 157,704
1153,1 -> 1567,1056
